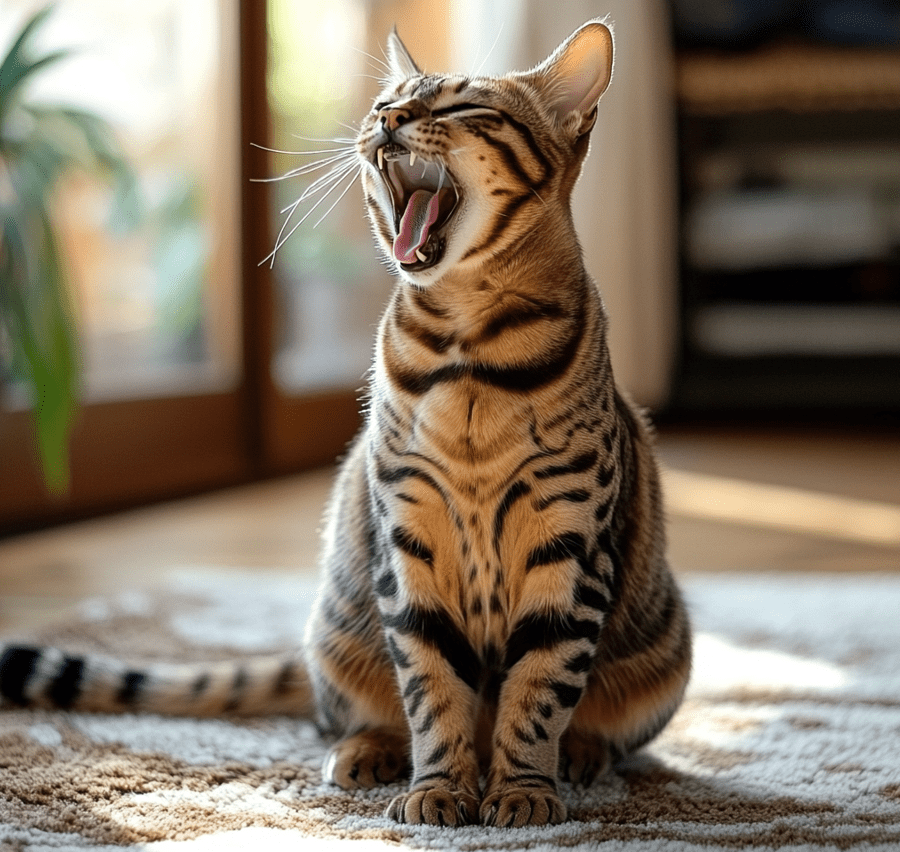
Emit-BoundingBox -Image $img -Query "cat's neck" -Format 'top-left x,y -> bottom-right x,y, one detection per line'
408,214 -> 591,321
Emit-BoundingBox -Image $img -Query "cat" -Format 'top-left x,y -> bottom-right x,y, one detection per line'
0,19 -> 691,828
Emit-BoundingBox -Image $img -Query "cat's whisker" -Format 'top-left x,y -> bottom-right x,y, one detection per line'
289,147 -> 356,156
313,166 -> 362,228
309,138 -> 355,146
299,170 -> 357,208
264,156 -> 356,187
281,163 -> 362,218
290,134 -> 356,146
299,159 -> 359,203
255,165 -> 351,187
263,165 -> 362,266
281,163 -> 357,213
351,45 -> 391,74
251,142 -> 353,156
473,23 -> 504,78
290,151 -> 356,173
298,154 -> 358,187
253,153 -> 357,184
263,196 -> 304,268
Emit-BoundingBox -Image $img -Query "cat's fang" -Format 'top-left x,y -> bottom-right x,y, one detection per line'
377,147 -> 385,171
409,152 -> 417,168
415,249 -> 427,262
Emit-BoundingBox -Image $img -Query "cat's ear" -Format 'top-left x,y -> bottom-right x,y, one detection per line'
532,20 -> 614,135
386,27 -> 421,81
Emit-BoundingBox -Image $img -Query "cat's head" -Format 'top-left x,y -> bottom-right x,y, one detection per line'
356,19 -> 613,285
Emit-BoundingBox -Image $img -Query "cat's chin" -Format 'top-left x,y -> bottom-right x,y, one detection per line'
391,231 -> 489,286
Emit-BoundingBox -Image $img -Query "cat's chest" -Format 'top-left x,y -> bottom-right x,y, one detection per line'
372,382 -> 591,649
396,380 -> 534,469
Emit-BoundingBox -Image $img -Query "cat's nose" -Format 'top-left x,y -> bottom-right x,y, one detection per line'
378,106 -> 412,132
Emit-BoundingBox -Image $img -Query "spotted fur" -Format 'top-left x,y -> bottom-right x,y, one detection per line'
0,19 -> 690,829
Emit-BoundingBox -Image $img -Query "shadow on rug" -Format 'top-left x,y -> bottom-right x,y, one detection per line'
2,569 -> 900,851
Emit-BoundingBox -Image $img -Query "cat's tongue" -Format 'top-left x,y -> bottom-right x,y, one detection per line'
393,189 -> 441,264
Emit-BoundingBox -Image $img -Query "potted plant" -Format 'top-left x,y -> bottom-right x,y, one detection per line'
0,5 -> 139,493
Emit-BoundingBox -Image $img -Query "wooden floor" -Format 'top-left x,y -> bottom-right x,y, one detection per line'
2,426 -> 899,634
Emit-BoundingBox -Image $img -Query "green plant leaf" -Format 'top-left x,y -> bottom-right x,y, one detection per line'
32,211 -> 79,495
0,3 -> 141,495
0,5 -> 71,124
55,107 -> 143,231
0,5 -> 54,64
0,206 -> 79,495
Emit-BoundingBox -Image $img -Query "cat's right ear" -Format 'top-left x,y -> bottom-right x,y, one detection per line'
386,27 -> 421,81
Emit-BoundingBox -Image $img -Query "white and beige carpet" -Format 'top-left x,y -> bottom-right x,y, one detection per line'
2,568 -> 900,851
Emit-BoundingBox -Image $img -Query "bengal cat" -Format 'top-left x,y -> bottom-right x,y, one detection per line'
0,19 -> 691,828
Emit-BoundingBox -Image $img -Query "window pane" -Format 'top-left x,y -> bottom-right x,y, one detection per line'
1,0 -> 241,402
264,0 -> 386,394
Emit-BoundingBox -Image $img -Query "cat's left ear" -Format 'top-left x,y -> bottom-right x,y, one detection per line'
386,27 -> 421,81
532,19 -> 614,136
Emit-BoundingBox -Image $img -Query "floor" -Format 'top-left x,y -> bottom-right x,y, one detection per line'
2,426 -> 899,635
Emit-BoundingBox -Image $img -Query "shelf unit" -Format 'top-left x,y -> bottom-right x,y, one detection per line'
670,42 -> 900,418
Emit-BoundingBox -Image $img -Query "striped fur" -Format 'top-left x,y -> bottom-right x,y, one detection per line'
0,646 -> 311,716
0,19 -> 691,829
307,19 -> 690,828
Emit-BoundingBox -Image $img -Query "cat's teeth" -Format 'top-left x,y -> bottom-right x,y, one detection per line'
409,152 -> 417,168
415,249 -> 427,263
377,147 -> 385,171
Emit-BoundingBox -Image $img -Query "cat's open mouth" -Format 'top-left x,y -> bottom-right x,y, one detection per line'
375,143 -> 459,270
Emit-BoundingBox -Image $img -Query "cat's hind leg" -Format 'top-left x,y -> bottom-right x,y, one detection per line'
323,727 -> 410,788
559,728 -> 612,787
561,618 -> 692,784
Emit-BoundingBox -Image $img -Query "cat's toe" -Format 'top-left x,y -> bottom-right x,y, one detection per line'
480,788 -> 567,827
387,787 -> 479,826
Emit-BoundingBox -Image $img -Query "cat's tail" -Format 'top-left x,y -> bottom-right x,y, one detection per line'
0,643 -> 314,717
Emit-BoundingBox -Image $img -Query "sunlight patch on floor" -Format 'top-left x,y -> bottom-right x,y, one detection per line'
689,632 -> 848,698
662,468 -> 900,548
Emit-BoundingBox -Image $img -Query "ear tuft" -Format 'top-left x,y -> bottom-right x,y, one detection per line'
537,20 -> 614,128
386,27 -> 421,80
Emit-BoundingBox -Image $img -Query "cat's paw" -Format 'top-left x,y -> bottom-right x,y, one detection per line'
323,728 -> 409,789
386,787 -> 479,826
559,730 -> 611,786
480,788 -> 567,827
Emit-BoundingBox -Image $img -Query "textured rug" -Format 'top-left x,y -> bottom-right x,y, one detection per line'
2,568 -> 900,851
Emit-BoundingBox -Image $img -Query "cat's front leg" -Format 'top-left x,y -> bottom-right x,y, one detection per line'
380,602 -> 482,825
481,594 -> 607,827
480,653 -> 580,826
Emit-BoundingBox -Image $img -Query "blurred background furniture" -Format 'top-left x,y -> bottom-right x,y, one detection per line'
668,0 -> 900,417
